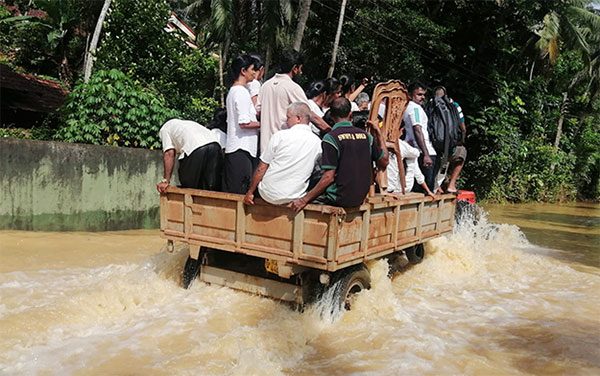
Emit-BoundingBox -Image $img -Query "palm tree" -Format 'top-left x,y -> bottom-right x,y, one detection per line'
293,0 -> 312,51
259,0 -> 292,73
327,0 -> 348,78
84,0 -> 112,83
532,0 -> 600,151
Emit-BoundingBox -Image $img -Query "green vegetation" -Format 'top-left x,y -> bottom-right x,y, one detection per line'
55,69 -> 178,149
1,0 -> 598,201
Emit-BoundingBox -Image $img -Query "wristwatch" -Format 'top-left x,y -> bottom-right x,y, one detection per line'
159,178 -> 169,184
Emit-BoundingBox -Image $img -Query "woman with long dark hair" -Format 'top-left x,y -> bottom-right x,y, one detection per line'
224,54 -> 260,194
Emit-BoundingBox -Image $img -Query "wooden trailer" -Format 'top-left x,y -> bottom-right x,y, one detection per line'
160,187 -> 456,308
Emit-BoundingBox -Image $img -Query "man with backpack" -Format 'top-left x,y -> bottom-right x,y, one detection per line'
403,82 -> 437,191
432,86 -> 466,193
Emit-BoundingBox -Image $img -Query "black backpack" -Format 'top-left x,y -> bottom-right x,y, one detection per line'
425,96 -> 462,162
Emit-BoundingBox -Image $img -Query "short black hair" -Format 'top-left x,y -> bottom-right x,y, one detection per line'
352,110 -> 369,130
407,81 -> 426,93
339,74 -> 354,94
208,108 -> 227,133
230,54 -> 254,79
324,77 -> 341,95
278,50 -> 304,73
329,97 -> 351,119
250,53 -> 264,70
306,80 -> 326,99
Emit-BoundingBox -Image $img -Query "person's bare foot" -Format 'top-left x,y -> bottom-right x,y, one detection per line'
446,184 -> 458,193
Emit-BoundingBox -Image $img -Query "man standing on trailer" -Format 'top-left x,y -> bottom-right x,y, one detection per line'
403,82 -> 437,191
290,98 -> 389,211
258,50 -> 331,153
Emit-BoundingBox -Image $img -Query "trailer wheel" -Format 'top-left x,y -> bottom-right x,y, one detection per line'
405,244 -> 425,264
329,265 -> 371,311
182,256 -> 201,289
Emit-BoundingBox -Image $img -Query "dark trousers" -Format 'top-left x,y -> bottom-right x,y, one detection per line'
415,154 -> 438,193
224,149 -> 258,194
178,142 -> 223,191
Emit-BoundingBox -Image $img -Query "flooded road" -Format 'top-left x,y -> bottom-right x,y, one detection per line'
0,205 -> 599,375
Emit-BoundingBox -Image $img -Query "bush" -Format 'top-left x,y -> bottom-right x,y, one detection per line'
55,69 -> 179,149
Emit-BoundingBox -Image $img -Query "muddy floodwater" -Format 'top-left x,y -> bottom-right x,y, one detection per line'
0,204 -> 598,375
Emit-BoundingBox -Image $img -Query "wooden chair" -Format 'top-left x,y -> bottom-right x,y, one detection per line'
367,80 -> 410,195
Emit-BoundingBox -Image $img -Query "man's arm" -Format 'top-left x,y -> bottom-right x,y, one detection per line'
413,125 -> 432,167
367,120 -> 389,169
347,77 -> 369,102
289,169 -> 335,213
244,161 -> 269,205
239,121 -> 260,129
157,149 -> 176,193
311,111 -> 331,133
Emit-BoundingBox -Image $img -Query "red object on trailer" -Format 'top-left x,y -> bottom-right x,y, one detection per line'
457,190 -> 476,204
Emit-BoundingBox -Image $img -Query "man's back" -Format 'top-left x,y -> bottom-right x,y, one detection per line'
321,121 -> 384,207
258,124 -> 321,205
258,74 -> 308,153
159,119 -> 217,158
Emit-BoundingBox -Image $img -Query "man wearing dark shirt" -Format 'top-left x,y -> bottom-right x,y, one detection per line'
290,98 -> 388,211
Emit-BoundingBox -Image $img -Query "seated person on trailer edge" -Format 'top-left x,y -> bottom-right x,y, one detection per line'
156,118 -> 223,193
387,122 -> 436,200
243,102 -> 322,206
290,98 -> 389,212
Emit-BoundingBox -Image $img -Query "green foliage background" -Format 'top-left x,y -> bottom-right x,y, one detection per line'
1,0 -> 598,202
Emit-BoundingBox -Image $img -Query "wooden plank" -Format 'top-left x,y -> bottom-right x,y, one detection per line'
184,193 -> 192,241
236,201 -> 245,247
361,206 -> 371,260
326,213 -> 340,271
416,201 -> 424,243
292,211 -> 304,261
436,198 -> 444,234
392,201 -> 401,250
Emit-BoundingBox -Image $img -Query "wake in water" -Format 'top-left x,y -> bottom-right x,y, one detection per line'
0,212 -> 598,375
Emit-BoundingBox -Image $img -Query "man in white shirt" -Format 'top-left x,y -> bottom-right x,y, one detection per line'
387,124 -> 436,199
244,102 -> 322,205
403,82 -> 437,191
257,50 -> 330,153
156,118 -> 222,193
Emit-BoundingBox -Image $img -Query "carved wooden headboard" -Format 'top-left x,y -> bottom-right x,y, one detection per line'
367,80 -> 410,193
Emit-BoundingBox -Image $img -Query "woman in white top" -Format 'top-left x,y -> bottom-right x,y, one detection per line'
387,124 -> 436,199
246,53 -> 264,108
307,78 -> 342,135
225,55 -> 260,194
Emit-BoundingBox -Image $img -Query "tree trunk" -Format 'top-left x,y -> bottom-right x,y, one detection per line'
327,0 -> 347,78
553,91 -> 569,151
218,46 -> 225,107
264,43 -> 272,78
293,0 -> 312,51
84,0 -> 112,83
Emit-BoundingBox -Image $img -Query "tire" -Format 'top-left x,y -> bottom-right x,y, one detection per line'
182,255 -> 201,289
405,244 -> 425,264
327,265 -> 371,311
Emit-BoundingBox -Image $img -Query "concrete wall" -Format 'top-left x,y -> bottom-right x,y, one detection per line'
0,139 -> 175,231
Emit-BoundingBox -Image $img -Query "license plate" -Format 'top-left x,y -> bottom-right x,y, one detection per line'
265,259 -> 278,274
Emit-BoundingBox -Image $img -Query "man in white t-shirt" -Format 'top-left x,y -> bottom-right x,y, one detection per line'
387,124 -> 436,199
244,102 -> 322,205
257,50 -> 330,153
403,82 -> 437,191
156,118 -> 222,193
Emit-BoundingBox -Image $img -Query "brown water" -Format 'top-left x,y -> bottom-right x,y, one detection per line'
0,204 -> 598,375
